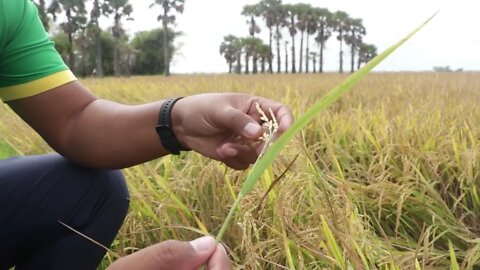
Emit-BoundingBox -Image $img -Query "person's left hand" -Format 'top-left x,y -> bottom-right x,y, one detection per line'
107,236 -> 231,270
171,93 -> 294,170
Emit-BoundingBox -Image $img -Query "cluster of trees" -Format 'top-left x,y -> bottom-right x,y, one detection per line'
433,66 -> 463,73
33,0 -> 185,77
220,0 -> 378,74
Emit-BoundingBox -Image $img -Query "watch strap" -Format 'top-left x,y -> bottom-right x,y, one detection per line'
155,97 -> 188,155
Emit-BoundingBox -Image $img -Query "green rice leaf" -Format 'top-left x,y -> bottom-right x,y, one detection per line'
449,240 -> 460,270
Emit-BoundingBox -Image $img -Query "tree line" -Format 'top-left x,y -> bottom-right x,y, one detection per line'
220,0 -> 378,74
33,0 -> 185,77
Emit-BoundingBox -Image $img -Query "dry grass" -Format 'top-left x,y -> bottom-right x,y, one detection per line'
2,72 -> 480,269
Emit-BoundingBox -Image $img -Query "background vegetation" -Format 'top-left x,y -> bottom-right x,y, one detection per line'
220,0 -> 377,75
34,0 -> 184,77
2,73 -> 480,269
34,0 -> 377,77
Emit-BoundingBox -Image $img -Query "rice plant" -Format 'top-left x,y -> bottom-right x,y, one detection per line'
2,21 -> 480,269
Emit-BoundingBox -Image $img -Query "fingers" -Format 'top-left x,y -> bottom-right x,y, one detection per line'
276,104 -> 294,133
107,236 -> 217,270
208,244 -> 232,270
212,96 -> 293,142
213,107 -> 263,140
217,142 -> 260,170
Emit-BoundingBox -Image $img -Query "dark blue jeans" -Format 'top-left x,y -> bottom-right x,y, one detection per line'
0,154 -> 130,270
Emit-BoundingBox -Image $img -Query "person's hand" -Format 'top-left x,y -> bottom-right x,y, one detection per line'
172,93 -> 294,169
107,236 -> 231,270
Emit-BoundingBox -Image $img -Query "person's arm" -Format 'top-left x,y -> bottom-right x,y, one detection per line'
8,82 -> 293,169
8,81 -> 165,168
1,0 -> 293,170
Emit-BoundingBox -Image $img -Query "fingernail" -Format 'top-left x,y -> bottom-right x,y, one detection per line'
189,236 -> 215,252
225,147 -> 238,157
244,123 -> 261,137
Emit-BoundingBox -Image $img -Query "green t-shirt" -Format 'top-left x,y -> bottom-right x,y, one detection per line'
0,0 -> 76,102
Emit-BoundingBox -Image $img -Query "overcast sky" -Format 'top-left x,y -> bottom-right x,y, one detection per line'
117,0 -> 480,73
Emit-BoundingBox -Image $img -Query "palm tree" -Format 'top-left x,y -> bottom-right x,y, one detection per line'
90,0 -> 112,77
235,46 -> 242,74
345,18 -> 366,73
309,52 -> 318,73
34,0 -> 50,31
76,26 -> 90,77
242,37 -> 264,74
150,0 -> 185,76
242,4 -> 262,37
220,35 -> 241,74
332,10 -> 350,73
357,43 -> 377,69
284,40 -> 289,73
304,6 -> 318,73
313,8 -> 332,73
242,4 -> 262,74
274,4 -> 288,73
283,4 -> 298,73
48,0 -> 87,72
106,0 -> 133,77
258,0 -> 282,73
257,43 -> 272,73
241,38 -> 250,74
294,3 -> 312,73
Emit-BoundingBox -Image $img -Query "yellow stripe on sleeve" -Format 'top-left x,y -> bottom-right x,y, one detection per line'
0,70 -> 77,102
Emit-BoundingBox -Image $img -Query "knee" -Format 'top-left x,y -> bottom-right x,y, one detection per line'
94,170 -> 130,216
102,170 -> 129,198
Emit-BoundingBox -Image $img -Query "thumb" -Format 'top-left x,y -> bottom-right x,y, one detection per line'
218,107 -> 263,140
108,236 -> 216,270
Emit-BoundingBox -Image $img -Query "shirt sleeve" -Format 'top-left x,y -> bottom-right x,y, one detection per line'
0,0 -> 77,102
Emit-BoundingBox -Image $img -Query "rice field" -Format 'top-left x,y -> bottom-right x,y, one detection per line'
2,72 -> 480,269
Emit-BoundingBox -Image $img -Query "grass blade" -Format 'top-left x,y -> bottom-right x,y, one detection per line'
216,13 -> 438,242
449,240 -> 460,270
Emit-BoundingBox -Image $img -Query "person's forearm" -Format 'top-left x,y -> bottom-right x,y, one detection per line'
10,81 -> 292,171
60,99 -> 171,169
8,82 -> 173,169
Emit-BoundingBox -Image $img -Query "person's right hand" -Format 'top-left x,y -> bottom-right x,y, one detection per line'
171,93 -> 294,170
107,236 -> 231,270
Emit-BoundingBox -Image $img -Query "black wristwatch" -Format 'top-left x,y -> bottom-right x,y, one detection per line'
155,97 -> 189,155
